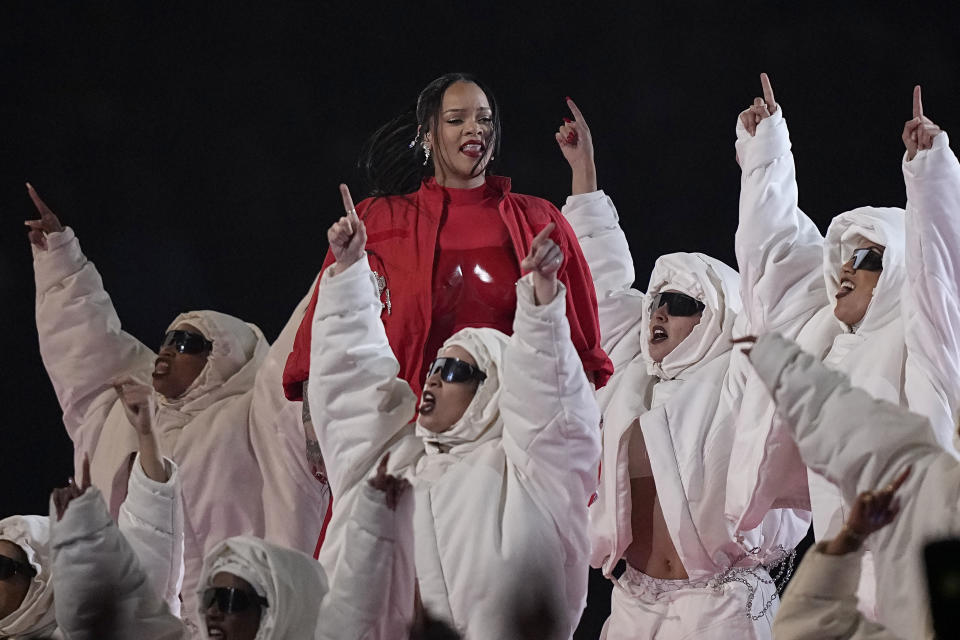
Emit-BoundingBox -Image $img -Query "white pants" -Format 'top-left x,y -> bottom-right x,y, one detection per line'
600,565 -> 778,640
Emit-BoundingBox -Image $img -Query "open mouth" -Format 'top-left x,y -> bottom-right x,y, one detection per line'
152,357 -> 171,378
419,391 -> 436,415
651,325 -> 669,344
207,627 -> 225,639
836,279 -> 855,299
459,141 -> 486,158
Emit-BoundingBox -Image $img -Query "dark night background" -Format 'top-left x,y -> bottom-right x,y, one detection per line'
2,2 -> 958,635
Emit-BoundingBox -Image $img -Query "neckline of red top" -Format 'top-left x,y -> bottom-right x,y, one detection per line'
423,176 -> 507,205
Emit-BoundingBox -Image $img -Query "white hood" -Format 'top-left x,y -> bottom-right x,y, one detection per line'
640,252 -> 742,380
158,310 -> 268,417
822,206 -> 906,334
198,536 -> 328,640
0,515 -> 56,639
415,327 -> 511,457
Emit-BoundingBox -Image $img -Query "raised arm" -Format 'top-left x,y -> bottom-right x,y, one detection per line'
746,332 -> 945,501
306,185 -> 419,499
247,277 -> 331,551
113,379 -> 184,617
556,99 -> 646,364
318,456 -> 416,640
50,463 -> 185,640
501,229 -> 602,515
900,86 -> 960,450
734,74 -> 826,337
27,184 -> 155,456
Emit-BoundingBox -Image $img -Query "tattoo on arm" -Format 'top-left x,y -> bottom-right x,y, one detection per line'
301,380 -> 327,485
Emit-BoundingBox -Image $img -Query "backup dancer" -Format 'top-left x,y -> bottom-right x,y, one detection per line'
306,198 -> 601,638
25,187 -> 329,629
730,75 -> 960,631
557,103 -> 808,638
49,443 -> 411,639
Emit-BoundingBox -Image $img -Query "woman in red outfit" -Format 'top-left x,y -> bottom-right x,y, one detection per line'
284,73 -> 612,406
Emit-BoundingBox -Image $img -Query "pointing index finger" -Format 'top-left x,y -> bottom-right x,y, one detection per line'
532,222 -> 556,246
760,73 -> 776,112
889,465 -> 912,493
566,97 -> 587,127
339,183 -> 358,220
913,85 -> 923,120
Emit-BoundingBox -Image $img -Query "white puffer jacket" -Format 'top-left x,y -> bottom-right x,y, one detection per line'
730,110 -> 960,536
750,332 -> 959,639
563,192 -> 809,583
732,109 -> 960,629
32,228 -> 329,628
307,258 -> 602,639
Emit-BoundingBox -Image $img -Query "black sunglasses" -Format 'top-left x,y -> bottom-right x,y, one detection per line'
0,555 -> 36,581
850,248 -> 884,272
648,292 -> 705,317
160,330 -> 213,355
202,587 -> 268,614
425,357 -> 487,384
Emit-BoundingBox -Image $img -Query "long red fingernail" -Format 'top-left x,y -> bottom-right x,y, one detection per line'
564,96 -> 572,102
562,117 -> 572,124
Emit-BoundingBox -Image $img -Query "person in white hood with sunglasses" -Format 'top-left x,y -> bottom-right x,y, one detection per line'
730,74 -> 960,634
306,183 -> 602,639
555,100 -> 809,639
24,187 -> 329,631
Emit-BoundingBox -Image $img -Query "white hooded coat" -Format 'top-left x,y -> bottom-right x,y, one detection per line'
730,110 -> 960,621
307,258 -> 602,639
0,516 -> 57,639
749,332 -> 960,639
50,459 -> 408,640
561,193 -> 808,611
32,228 -> 329,628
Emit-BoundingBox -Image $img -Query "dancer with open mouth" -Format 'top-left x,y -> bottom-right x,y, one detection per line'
306,189 -> 602,638
730,74 -> 960,637
557,100 -> 808,639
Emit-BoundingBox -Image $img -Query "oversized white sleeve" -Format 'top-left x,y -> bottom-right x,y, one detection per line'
50,487 -> 186,640
317,482 -> 416,640
306,258 -> 418,499
734,109 -> 826,336
500,275 -> 603,529
248,278 -> 330,552
772,545 -> 901,640
33,227 -> 156,460
749,332 -> 945,501
118,455 -> 184,618
901,131 -> 960,451
561,190 -> 645,366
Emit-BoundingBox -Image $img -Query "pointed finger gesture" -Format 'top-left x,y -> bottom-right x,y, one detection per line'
328,183 -> 367,272
53,453 -> 91,521
903,86 -> 942,161
367,453 -> 412,511
845,466 -> 911,540
521,223 -> 563,305
113,377 -> 157,435
23,183 -> 64,250
739,73 -> 778,137
556,97 -> 594,166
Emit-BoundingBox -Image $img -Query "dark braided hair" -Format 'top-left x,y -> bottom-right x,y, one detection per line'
358,73 -> 502,197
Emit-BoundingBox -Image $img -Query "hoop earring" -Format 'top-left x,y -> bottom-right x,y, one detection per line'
422,142 -> 431,166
